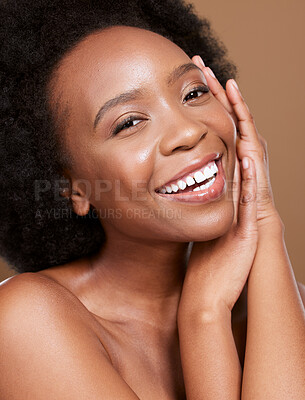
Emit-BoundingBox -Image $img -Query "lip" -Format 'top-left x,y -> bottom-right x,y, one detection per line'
154,152 -> 222,192
155,158 -> 226,204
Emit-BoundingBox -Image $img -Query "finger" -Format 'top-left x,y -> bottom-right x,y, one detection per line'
236,157 -> 257,237
232,155 -> 241,226
192,55 -> 238,126
226,80 -> 272,202
226,79 -> 261,147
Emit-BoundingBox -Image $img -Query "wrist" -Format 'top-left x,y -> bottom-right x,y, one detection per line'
178,295 -> 231,327
257,209 -> 284,234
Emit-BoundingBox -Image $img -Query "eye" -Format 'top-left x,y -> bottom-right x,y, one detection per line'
112,116 -> 145,135
183,85 -> 210,103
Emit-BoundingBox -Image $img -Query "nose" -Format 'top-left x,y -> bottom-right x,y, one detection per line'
158,110 -> 208,156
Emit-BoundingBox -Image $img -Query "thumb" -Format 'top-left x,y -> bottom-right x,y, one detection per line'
235,157 -> 257,238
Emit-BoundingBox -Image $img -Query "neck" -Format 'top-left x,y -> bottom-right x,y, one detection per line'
86,233 -> 191,328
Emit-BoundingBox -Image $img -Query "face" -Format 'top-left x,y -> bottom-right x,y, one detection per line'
50,26 -> 237,243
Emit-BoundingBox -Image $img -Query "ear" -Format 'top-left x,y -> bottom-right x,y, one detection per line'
59,176 -> 91,217
70,187 -> 91,216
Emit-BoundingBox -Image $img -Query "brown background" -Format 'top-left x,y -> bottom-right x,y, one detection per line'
0,0 -> 304,283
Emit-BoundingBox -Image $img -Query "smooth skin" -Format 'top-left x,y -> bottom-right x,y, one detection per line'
180,56 -> 305,399
0,26 -> 304,400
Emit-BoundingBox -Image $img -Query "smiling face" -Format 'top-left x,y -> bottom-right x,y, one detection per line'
50,26 -> 237,243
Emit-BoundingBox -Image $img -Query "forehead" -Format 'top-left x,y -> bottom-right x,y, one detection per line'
68,25 -> 187,60
52,26 -> 191,104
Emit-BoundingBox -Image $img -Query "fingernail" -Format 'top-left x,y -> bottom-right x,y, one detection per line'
207,67 -> 216,78
242,157 -> 249,169
232,79 -> 240,92
196,56 -> 205,67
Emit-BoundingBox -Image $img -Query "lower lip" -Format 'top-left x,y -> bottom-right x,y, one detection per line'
155,159 -> 226,204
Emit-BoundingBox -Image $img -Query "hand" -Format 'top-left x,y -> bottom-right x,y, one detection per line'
178,157 -> 258,317
192,56 -> 281,227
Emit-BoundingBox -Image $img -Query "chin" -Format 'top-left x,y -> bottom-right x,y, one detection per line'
188,201 -> 235,242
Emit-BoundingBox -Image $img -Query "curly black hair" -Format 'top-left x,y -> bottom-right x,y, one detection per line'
0,0 -> 237,273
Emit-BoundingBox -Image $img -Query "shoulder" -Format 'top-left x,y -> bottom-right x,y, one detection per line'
0,272 -> 90,321
0,273 -> 139,399
0,272 -> 98,350
0,272 -> 60,307
0,271 -> 109,350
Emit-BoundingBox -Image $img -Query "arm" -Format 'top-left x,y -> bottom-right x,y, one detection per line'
242,220 -> 305,399
226,80 -> 305,399
297,281 -> 305,306
178,298 -> 241,400
191,56 -> 305,398
0,273 -> 140,400
178,157 -> 258,400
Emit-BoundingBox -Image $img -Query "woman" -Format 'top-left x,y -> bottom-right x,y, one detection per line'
0,0 -> 304,399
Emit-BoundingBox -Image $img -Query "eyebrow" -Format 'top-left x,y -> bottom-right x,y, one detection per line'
93,62 -> 203,129
94,88 -> 146,129
166,62 -> 203,86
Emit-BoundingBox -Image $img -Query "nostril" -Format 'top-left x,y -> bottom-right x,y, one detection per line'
200,132 -> 208,140
172,132 -> 207,152
174,145 -> 193,151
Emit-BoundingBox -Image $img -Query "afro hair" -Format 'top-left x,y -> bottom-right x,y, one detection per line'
0,0 -> 237,273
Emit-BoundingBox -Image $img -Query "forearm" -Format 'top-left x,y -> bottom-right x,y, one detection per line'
178,304 -> 242,400
242,217 -> 305,399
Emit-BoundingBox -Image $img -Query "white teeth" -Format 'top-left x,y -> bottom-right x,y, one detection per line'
159,159 -> 219,194
186,176 -> 195,186
203,166 -> 213,179
177,180 -> 187,190
211,162 -> 218,174
199,175 -> 216,190
171,183 -> 179,192
207,176 -> 216,187
194,170 -> 205,184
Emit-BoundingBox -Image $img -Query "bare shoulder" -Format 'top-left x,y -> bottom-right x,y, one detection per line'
0,272 -> 92,324
297,281 -> 305,307
0,272 -> 101,359
0,273 -> 139,399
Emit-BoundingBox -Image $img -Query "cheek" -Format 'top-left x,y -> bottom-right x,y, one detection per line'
198,97 -> 237,152
213,105 -> 237,146
211,104 -> 237,166
87,144 -> 155,208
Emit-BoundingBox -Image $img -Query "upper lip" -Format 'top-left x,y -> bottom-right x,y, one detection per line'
155,152 -> 222,191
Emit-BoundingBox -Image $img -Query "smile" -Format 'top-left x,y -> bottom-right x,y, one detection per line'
156,160 -> 218,194
155,157 -> 226,204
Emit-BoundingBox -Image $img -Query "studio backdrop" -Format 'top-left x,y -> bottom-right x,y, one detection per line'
1,0 -> 304,283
